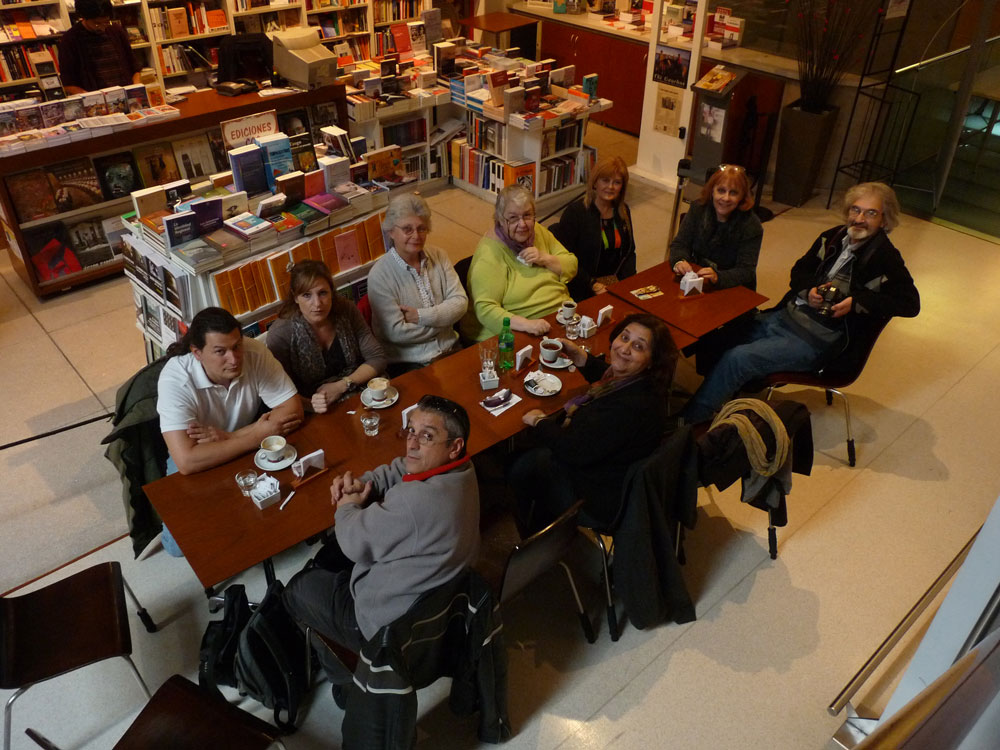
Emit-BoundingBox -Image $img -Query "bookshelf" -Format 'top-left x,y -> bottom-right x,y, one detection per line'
0,84 -> 347,298
0,0 -> 68,100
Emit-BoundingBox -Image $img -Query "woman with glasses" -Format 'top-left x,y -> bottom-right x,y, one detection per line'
552,156 -> 637,300
267,260 -> 386,413
367,194 -> 468,375
669,164 -> 763,291
460,184 -> 578,342
58,0 -> 141,96
509,313 -> 678,533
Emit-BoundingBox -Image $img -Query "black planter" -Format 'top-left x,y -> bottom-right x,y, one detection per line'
772,102 -> 840,207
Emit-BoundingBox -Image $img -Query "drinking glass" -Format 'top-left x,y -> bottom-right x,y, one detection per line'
565,320 -> 580,340
235,470 -> 258,496
360,410 -> 380,436
478,339 -> 498,377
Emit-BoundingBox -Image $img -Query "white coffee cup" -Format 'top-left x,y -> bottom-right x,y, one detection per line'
261,435 -> 287,462
540,338 -> 562,364
367,376 -> 390,401
560,300 -> 577,320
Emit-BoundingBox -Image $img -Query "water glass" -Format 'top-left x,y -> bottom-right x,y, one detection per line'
235,470 -> 258,496
360,410 -> 380,436
478,339 -> 498,377
565,320 -> 581,340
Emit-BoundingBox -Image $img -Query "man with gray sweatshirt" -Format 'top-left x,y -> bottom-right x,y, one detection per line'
283,394 -> 479,691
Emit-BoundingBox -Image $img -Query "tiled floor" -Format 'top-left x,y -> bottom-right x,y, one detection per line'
3,129 -> 1000,748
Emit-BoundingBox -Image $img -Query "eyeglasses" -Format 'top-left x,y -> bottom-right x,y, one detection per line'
86,17 -> 112,28
848,206 -> 881,219
504,213 -> 535,226
402,426 -> 452,445
718,164 -> 746,174
395,224 -> 428,237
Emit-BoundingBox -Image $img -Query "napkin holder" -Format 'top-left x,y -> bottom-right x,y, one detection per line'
291,449 -> 324,478
250,474 -> 281,510
579,314 -> 597,338
401,403 -> 418,428
680,271 -> 704,296
479,371 -> 500,390
515,345 -> 532,371
596,304 -> 613,327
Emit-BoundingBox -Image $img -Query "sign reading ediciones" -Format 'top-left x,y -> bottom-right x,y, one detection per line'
220,110 -> 279,149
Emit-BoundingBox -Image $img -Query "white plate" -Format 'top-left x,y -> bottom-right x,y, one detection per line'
254,445 -> 298,471
557,312 -> 582,325
524,372 -> 562,397
361,386 -> 399,409
541,355 -> 573,370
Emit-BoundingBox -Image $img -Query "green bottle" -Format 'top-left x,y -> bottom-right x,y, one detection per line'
498,317 -> 515,371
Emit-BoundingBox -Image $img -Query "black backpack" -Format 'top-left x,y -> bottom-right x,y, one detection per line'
199,581 -> 307,733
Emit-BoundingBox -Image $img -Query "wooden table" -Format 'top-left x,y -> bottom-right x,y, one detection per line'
460,12 -> 540,53
606,262 -> 768,340
145,293 -> 627,591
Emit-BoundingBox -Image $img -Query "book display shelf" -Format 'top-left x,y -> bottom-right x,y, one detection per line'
0,83 -> 347,299
0,0 -> 68,100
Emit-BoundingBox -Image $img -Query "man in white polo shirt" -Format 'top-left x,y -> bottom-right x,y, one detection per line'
157,307 -> 303,555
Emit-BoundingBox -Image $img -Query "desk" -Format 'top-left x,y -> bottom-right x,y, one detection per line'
144,293 -> 625,590
607,262 -> 768,339
461,12 -> 540,56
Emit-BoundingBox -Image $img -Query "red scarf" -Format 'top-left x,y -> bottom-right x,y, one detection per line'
402,455 -> 471,482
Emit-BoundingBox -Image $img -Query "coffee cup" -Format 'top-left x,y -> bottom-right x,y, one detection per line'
540,338 -> 562,364
367,376 -> 390,401
261,435 -> 287,462
560,300 -> 577,320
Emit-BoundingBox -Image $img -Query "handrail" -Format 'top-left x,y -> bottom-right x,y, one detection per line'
827,528 -> 981,717
895,34 -> 1000,75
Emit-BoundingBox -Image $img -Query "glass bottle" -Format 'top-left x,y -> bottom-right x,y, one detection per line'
498,317 -> 515,372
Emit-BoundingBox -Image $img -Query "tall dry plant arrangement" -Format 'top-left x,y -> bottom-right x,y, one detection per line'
792,0 -> 885,113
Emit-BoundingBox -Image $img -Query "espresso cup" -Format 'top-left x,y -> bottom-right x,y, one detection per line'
540,338 -> 562,364
367,376 -> 390,401
261,435 -> 287,462
560,300 -> 577,320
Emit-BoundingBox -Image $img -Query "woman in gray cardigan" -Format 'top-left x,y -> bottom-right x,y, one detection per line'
367,194 -> 468,375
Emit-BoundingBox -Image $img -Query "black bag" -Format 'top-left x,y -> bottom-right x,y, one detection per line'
199,581 -> 308,733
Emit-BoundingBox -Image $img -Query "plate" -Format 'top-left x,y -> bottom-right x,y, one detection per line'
361,386 -> 399,409
557,312 -> 582,325
542,355 -> 573,370
254,445 -> 298,471
524,372 -> 562,397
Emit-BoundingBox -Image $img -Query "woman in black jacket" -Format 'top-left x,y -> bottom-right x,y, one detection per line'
509,313 -> 678,532
552,156 -> 637,301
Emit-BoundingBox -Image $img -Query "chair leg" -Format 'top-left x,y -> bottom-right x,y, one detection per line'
827,387 -> 855,467
825,388 -> 834,406
122,656 -> 152,699
675,522 -> 686,566
767,509 -> 778,560
765,385 -> 776,401
557,561 -> 595,644
5,687 -> 27,750
594,535 -> 619,642
121,577 -> 157,633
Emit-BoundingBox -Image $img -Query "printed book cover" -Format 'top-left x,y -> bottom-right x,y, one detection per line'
65,218 -> 113,267
6,169 -> 58,223
134,141 -> 183,187
93,151 -> 142,200
172,134 -> 218,181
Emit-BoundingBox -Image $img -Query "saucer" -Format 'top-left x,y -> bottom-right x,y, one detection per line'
361,386 -> 399,409
557,312 -> 581,325
541,355 -> 573,370
254,445 -> 297,471
524,372 -> 562,397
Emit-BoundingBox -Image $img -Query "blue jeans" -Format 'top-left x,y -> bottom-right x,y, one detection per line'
682,310 -> 828,424
160,456 -> 185,558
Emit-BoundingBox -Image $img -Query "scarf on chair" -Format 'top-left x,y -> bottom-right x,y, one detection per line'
494,221 -> 535,256
288,313 -> 361,388
561,369 -> 646,427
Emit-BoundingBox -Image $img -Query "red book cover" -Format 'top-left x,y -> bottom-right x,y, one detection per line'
334,229 -> 361,272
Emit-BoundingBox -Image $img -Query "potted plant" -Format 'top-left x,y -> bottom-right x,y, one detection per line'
772,0 -> 885,206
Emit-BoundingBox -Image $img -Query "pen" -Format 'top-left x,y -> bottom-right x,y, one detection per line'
279,490 -> 296,510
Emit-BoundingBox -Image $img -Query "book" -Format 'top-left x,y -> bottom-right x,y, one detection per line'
255,192 -> 286,219
303,169 -> 325,199
162,211 -> 201,250
101,86 -> 128,115
318,155 -> 351,191
224,211 -> 273,238
267,211 -> 305,234
275,171 -> 305,204
303,191 -> 351,216
38,100 -> 65,129
24,223 -> 82,282
101,215 -> 129,259
134,142 -> 183,187
123,84 -> 150,113
44,158 -> 103,213
170,238 -> 224,274
131,185 -> 168,218
221,190 -> 249,219
227,145 -> 269,196
285,201 -> 328,234
6,169 -> 57,223
172,134 -> 218,180
276,108 -> 317,173
191,197 -> 225,234
334,229 -> 362,272
162,178 -> 192,206
204,226 -> 250,259
65,218 -> 113,267
254,133 -> 295,192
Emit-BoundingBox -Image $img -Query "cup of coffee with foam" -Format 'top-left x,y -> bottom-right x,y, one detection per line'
540,338 -> 562,364
367,376 -> 390,402
261,435 -> 287,462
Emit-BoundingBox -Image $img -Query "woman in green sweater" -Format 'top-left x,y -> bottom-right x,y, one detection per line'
460,185 -> 578,342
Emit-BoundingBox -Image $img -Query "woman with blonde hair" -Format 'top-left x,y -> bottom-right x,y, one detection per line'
267,260 -> 386,413
669,163 -> 763,290
553,155 -> 637,300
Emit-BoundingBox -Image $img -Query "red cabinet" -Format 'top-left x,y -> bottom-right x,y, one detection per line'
540,19 -> 648,135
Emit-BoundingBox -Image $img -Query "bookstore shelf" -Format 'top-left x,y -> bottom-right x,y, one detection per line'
306,3 -> 368,14
232,3 -> 304,17
155,30 -> 232,44
0,77 -> 34,88
20,197 -> 133,232
162,66 -> 214,78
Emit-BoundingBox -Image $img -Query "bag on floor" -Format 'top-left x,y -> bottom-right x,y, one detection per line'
199,583 -> 251,693
232,580 -> 308,733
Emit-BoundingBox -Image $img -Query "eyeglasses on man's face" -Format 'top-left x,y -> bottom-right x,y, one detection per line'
848,206 -> 881,219
402,426 -> 453,445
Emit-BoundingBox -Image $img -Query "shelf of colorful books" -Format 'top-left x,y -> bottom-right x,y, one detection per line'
306,2 -> 367,14
155,29 -> 231,45
19,197 -> 133,232
231,2 -> 304,17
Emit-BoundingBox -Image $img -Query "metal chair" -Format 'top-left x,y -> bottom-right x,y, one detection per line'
23,674 -> 286,750
1,562 -> 156,750
762,317 -> 890,467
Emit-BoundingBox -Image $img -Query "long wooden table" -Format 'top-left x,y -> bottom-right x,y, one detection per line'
606,262 -> 768,339
145,293 -> 641,590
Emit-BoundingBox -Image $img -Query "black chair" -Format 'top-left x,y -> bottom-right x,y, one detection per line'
23,675 -> 285,750
2,562 -> 156,750
762,317 -> 890,467
453,255 -> 472,300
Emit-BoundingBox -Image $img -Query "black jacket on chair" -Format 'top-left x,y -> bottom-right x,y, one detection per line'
342,569 -> 511,750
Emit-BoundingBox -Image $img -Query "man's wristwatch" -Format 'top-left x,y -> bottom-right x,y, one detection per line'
342,377 -> 355,392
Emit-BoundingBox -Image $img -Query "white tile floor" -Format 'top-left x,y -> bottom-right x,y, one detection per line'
3,129 -> 1000,748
